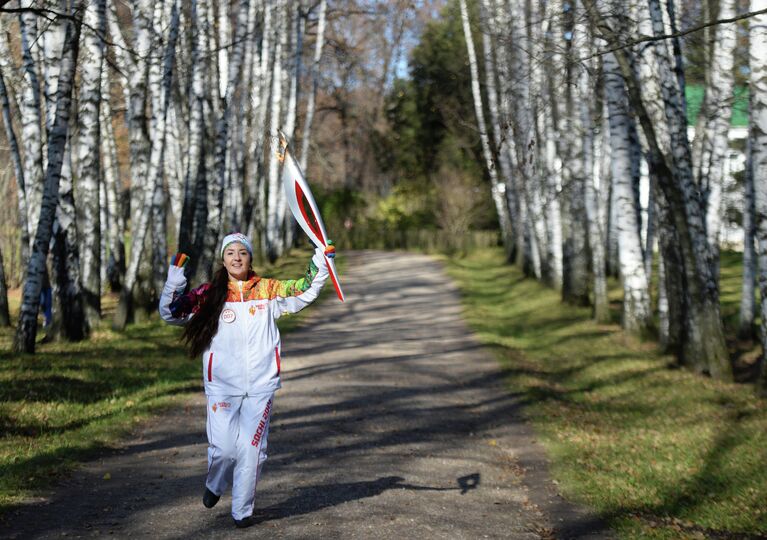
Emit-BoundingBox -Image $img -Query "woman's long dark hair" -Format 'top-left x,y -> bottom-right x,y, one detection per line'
182,266 -> 230,358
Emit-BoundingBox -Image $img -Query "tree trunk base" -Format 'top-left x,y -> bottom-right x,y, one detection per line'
112,289 -> 132,330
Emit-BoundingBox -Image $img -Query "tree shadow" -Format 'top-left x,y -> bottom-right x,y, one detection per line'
255,475 -> 466,522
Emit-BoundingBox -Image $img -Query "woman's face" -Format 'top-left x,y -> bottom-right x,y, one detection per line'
222,242 -> 252,281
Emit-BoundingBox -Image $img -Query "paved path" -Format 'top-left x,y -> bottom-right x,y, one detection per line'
4,251 -> 609,539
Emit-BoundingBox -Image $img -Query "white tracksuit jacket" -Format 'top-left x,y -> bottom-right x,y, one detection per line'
159,248 -> 329,396
158,248 -> 328,520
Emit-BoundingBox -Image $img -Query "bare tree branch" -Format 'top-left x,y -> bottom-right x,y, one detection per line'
586,6 -> 767,60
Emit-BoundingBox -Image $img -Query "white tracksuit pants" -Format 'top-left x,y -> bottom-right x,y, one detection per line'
205,392 -> 274,520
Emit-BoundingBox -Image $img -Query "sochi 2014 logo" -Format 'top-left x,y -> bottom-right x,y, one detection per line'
212,401 -> 231,413
250,400 -> 273,447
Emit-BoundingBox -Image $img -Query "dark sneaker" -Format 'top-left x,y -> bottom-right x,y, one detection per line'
202,488 -> 220,509
233,516 -> 256,528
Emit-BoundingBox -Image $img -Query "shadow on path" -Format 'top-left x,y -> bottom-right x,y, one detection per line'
4,251 -> 612,540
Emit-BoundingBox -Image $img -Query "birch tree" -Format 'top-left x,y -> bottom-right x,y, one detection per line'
750,0 -> 767,389
244,0 -> 272,244
460,0 -> 511,260
14,7 -> 82,353
508,0 -> 544,279
39,5 -> 88,343
534,1 -> 563,288
557,1 -> 590,306
574,4 -> 609,321
100,62 -> 125,292
532,0 -> 564,289
178,0 -> 210,272
76,0 -> 106,323
458,0 -> 512,262
50,143 -> 89,342
205,0 -> 251,274
299,0 -> 327,172
692,0 -> 736,272
604,50 -> 652,334
488,0 -> 524,265
740,114 -> 756,339
585,0 -> 732,379
114,1 -> 181,330
17,7 -> 44,253
265,0 -> 287,262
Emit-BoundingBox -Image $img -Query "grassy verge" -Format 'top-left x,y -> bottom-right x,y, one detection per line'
0,246 -> 339,511
445,247 -> 767,539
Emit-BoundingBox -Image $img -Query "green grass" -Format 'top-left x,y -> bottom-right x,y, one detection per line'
445,248 -> 767,539
0,246 -> 338,511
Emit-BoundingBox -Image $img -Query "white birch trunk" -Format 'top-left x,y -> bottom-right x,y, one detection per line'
588,0 -> 732,377
648,0 -> 730,378
527,0 -> 550,279
531,2 -> 558,285
179,0 -> 209,257
76,0 -> 106,323
657,251 -> 669,348
100,62 -> 125,292
281,4 -> 304,249
126,0 -> 153,285
478,0 -> 517,260
554,0 -> 589,304
299,0 -> 326,173
642,160 -> 655,282
544,113 -> 564,290
574,5 -> 609,321
50,134 -> 88,342
265,0 -> 286,261
167,102 -> 185,227
189,0 -> 219,282
37,2 -> 88,342
508,0 -> 543,279
632,0 -> 672,153
692,0 -> 736,271
115,1 -> 181,329
458,0 -> 508,264
539,0 -> 563,289
206,0 -> 222,119
490,0 -> 524,264
202,0 -> 251,273
740,127 -> 756,338
242,0 -> 264,240
18,8 -> 44,249
150,0 -> 179,296
750,0 -> 767,388
245,0 -> 271,243
217,0 -> 231,99
604,51 -> 652,333
41,0 -> 64,134
14,9 -> 81,353
283,3 -> 301,142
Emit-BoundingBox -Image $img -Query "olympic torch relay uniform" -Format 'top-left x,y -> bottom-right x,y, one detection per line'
158,248 -> 328,521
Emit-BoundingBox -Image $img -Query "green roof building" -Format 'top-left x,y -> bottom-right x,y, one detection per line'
685,84 -> 749,127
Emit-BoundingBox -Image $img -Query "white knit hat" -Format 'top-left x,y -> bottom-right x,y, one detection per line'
220,232 -> 253,259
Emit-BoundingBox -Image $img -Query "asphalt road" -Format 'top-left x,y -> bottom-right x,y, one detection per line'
3,251 -> 610,539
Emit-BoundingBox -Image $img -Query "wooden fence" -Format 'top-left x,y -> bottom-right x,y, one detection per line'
329,228 -> 500,254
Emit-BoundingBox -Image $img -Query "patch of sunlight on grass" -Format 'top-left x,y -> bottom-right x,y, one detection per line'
444,247 -> 767,539
0,244 -> 339,512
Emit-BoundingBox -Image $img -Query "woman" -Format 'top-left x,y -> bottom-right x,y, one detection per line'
159,232 -> 333,528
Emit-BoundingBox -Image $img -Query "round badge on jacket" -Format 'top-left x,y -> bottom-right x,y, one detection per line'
221,309 -> 236,323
